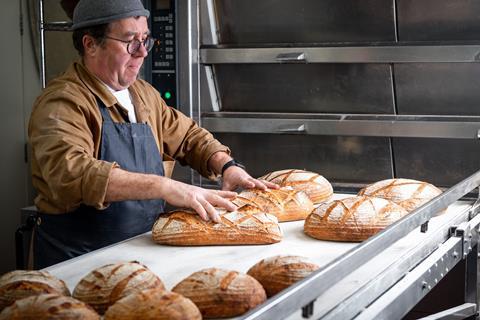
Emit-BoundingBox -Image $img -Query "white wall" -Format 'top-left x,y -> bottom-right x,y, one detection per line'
0,0 -> 41,273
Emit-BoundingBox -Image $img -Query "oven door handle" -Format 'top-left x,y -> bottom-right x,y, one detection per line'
277,124 -> 307,133
276,52 -> 307,63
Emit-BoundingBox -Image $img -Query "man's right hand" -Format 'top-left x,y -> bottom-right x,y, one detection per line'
164,180 -> 237,223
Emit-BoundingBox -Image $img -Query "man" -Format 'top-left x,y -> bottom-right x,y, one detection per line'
29,0 -> 276,269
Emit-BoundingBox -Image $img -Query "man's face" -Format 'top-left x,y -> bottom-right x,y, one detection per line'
87,16 -> 150,90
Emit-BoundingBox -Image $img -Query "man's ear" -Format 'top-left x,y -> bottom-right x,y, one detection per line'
83,35 -> 97,56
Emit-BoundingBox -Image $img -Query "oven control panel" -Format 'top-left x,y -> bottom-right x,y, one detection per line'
150,0 -> 176,107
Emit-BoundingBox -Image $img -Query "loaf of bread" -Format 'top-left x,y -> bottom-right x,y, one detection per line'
259,169 -> 333,204
73,261 -> 164,315
152,207 -> 282,245
0,293 -> 99,320
232,187 -> 314,222
0,270 -> 70,311
358,178 -> 443,212
104,289 -> 201,320
304,196 -> 408,242
172,268 -> 266,318
247,255 -> 319,297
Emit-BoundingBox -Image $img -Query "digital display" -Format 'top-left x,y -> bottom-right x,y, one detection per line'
156,0 -> 170,9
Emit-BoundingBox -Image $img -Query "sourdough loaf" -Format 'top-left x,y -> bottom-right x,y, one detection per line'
0,293 -> 99,320
104,288 -> 201,320
358,178 -> 442,212
0,270 -> 70,311
172,268 -> 266,318
304,196 -> 408,242
260,169 -> 333,204
72,261 -> 164,315
232,187 -> 314,222
247,255 -> 319,297
152,207 -> 282,245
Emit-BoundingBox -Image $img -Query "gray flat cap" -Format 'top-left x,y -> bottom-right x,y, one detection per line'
72,0 -> 150,30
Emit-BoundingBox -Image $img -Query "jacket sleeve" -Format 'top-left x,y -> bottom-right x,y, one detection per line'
29,91 -> 114,212
159,100 -> 230,180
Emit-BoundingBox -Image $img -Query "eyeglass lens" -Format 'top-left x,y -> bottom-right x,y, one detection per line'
128,37 -> 155,54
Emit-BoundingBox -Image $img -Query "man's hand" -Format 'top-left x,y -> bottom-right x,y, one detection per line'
165,180 -> 237,223
221,166 -> 279,191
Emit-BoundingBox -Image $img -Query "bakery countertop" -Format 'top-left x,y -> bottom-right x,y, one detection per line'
45,194 -> 473,319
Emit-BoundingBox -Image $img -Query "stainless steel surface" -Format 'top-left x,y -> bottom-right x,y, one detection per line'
395,63 -> 480,116
417,303 -> 477,320
202,113 -> 480,139
214,0 -> 395,44
38,0 -> 45,88
354,237 -> 464,320
211,133 -> 392,184
201,46 -> 480,64
397,0 -> 480,41
212,64 -> 394,113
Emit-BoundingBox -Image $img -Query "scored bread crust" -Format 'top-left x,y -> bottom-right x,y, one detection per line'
247,255 -> 319,297
358,178 -> 442,212
152,207 -> 282,245
104,289 -> 201,320
304,196 -> 408,242
260,169 -> 333,204
232,187 -> 314,222
72,261 -> 165,315
172,268 -> 266,318
0,293 -> 99,320
0,270 -> 70,311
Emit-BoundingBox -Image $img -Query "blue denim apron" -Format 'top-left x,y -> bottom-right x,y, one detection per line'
34,98 -> 165,269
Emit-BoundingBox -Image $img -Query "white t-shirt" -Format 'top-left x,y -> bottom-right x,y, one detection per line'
105,85 -> 137,123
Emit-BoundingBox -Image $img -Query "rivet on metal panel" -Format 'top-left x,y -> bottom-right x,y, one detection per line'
440,273 -> 444,277
453,251 -> 459,258
477,129 -> 480,139
434,278 -> 438,283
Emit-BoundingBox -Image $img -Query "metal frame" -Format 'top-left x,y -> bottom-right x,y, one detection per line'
236,170 -> 480,319
200,45 -> 480,64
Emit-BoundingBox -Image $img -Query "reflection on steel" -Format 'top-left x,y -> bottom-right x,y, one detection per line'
202,112 -> 480,139
416,303 -> 477,320
240,170 -> 480,320
201,46 -> 480,64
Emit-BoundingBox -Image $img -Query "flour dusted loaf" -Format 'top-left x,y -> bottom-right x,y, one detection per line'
260,169 -> 333,204
172,268 -> 266,318
152,207 -> 282,245
304,196 -> 408,242
232,187 -> 314,222
247,255 -> 319,297
104,288 -> 201,320
358,178 -> 443,212
73,261 -> 164,315
0,293 -> 99,320
0,270 -> 70,311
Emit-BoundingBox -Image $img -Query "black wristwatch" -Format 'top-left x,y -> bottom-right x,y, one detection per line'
221,159 -> 246,175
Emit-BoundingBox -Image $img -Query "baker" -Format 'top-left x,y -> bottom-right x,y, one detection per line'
28,0 -> 277,269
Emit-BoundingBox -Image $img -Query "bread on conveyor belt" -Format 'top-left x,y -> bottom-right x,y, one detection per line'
232,187 -> 314,222
0,293 -> 99,319
172,268 -> 266,318
104,288 -> 201,320
247,255 -> 319,297
358,178 -> 443,212
0,270 -> 70,311
259,169 -> 333,204
152,207 -> 282,245
304,196 -> 408,242
72,261 -> 165,315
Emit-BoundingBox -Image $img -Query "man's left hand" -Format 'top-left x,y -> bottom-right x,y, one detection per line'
221,166 -> 279,191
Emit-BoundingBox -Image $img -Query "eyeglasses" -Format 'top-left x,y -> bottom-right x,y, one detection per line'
104,35 -> 156,54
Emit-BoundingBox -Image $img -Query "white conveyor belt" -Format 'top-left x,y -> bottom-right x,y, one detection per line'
45,194 -> 473,319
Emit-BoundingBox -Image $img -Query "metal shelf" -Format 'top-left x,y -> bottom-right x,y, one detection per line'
200,45 -> 480,64
201,112 -> 480,140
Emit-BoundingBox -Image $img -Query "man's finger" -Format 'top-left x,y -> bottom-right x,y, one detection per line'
191,200 -> 209,221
